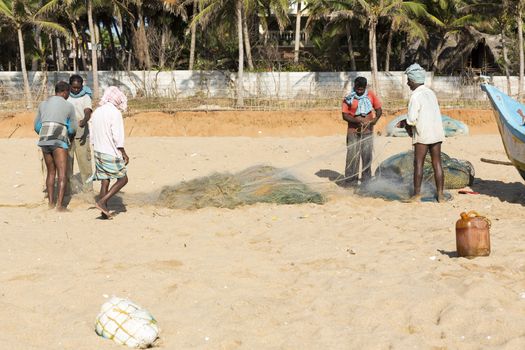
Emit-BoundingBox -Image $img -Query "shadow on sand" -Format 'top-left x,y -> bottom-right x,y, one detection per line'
471,177 -> 525,205
89,194 -> 127,220
437,249 -> 459,258
315,169 -> 348,188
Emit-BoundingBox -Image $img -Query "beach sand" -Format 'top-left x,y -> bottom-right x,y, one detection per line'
1,110 -> 525,349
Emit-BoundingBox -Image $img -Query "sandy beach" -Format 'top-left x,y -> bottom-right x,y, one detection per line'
1,110 -> 525,349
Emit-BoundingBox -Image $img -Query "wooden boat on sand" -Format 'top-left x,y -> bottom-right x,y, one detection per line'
481,83 -> 525,180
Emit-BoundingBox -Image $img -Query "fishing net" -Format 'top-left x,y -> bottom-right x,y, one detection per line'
386,115 -> 469,137
157,165 -> 325,209
358,150 -> 474,201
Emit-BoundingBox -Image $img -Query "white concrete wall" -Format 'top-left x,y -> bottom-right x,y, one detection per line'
0,70 -> 520,101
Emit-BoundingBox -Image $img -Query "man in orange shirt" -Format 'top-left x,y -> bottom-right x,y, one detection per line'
342,76 -> 382,187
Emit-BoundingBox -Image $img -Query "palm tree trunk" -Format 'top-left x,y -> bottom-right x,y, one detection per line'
96,21 -> 104,67
87,0 -> 99,99
502,30 -> 511,95
72,37 -> 77,72
432,39 -> 445,73
294,0 -> 301,63
105,20 -> 117,71
518,2 -> 524,101
32,27 -> 42,71
385,21 -> 395,72
345,23 -> 356,71
399,33 -> 407,68
80,32 -> 89,71
242,4 -> 254,70
236,0 -> 244,107
160,24 -> 167,68
70,21 -> 79,72
56,36 -> 63,71
17,26 -> 32,108
368,16 -> 379,93
51,35 -> 57,70
189,0 -> 197,70
113,19 -> 125,49
137,6 -> 152,70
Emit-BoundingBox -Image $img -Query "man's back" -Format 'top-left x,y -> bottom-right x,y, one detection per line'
35,95 -> 77,148
90,103 -> 124,158
407,85 -> 444,145
38,96 -> 77,126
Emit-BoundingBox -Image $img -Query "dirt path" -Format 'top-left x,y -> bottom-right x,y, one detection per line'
0,108 -> 497,138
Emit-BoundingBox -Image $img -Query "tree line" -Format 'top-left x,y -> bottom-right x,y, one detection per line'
0,0 -> 524,107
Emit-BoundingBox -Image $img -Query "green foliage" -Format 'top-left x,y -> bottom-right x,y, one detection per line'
0,0 -> 521,75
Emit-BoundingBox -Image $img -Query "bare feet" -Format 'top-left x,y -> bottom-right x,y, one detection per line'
95,201 -> 111,218
56,206 -> 70,212
409,194 -> 422,203
437,193 -> 446,203
48,202 -> 56,210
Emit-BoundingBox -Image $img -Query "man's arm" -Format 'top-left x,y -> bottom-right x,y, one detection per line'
369,108 -> 383,125
34,106 -> 42,134
342,112 -> 366,124
112,112 -> 128,164
68,105 -> 79,133
118,147 -> 129,165
79,96 -> 93,127
79,108 -> 92,128
406,97 -> 420,126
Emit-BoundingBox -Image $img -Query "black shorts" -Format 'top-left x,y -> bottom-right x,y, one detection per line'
41,145 -> 61,154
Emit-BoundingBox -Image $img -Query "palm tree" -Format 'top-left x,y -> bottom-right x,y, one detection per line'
257,0 -> 289,46
350,0 -> 430,93
241,1 -> 253,69
293,0 -> 302,63
85,0 -> 99,98
235,0 -> 243,105
382,0 -> 430,72
307,0 -> 358,70
462,0 -> 512,93
189,0 -> 197,69
197,0 -> 245,105
422,0 -> 477,72
0,0 -> 67,107
518,0 -> 524,100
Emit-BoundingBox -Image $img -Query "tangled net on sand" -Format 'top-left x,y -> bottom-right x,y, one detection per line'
359,151 -> 475,201
157,165 -> 325,209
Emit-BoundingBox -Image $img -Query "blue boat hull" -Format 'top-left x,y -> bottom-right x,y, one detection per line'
481,84 -> 525,180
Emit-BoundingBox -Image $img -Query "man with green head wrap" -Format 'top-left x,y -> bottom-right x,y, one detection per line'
403,63 -> 446,202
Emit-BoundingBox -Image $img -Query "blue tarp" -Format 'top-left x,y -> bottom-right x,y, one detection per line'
386,115 -> 469,137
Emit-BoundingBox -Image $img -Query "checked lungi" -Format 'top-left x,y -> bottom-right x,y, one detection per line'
89,151 -> 127,181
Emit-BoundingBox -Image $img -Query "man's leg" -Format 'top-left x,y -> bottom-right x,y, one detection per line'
42,151 -> 56,208
96,175 -> 128,217
412,143 -> 429,200
52,148 -> 69,211
429,142 -> 445,201
344,133 -> 360,186
40,149 -> 48,196
99,179 -> 110,219
360,132 -> 374,183
76,139 -> 93,192
99,180 -> 110,199
66,140 -> 76,195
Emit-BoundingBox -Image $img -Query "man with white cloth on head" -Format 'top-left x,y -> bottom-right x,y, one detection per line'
89,86 -> 130,218
402,63 -> 446,202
